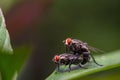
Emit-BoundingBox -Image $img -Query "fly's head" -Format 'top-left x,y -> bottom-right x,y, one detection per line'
53,55 -> 60,64
63,38 -> 73,46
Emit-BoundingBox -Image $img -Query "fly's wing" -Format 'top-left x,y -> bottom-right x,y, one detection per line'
87,45 -> 105,53
72,39 -> 105,53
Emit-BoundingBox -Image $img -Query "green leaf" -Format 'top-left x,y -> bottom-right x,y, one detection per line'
46,50 -> 120,80
0,8 -> 13,53
0,8 -> 32,80
0,46 -> 32,80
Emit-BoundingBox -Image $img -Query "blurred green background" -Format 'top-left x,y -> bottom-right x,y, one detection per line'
0,0 -> 120,80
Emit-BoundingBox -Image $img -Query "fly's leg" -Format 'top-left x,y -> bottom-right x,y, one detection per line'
78,64 -> 87,69
57,63 -> 60,71
89,53 -> 103,66
78,64 -> 82,67
68,62 -> 72,72
66,46 -> 70,53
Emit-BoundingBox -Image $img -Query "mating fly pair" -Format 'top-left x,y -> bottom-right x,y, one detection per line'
53,38 -> 103,71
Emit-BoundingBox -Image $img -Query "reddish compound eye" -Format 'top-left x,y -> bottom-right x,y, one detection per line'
54,55 -> 60,62
66,38 -> 72,45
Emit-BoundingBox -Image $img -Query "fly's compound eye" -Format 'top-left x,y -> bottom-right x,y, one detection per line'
54,55 -> 60,63
65,38 -> 72,45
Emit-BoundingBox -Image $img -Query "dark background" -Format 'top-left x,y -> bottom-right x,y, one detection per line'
0,0 -> 120,79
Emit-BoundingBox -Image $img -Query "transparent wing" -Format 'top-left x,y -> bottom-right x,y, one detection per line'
71,38 -> 105,53
87,45 -> 105,53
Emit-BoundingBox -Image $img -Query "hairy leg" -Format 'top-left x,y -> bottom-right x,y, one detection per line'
90,53 -> 103,66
